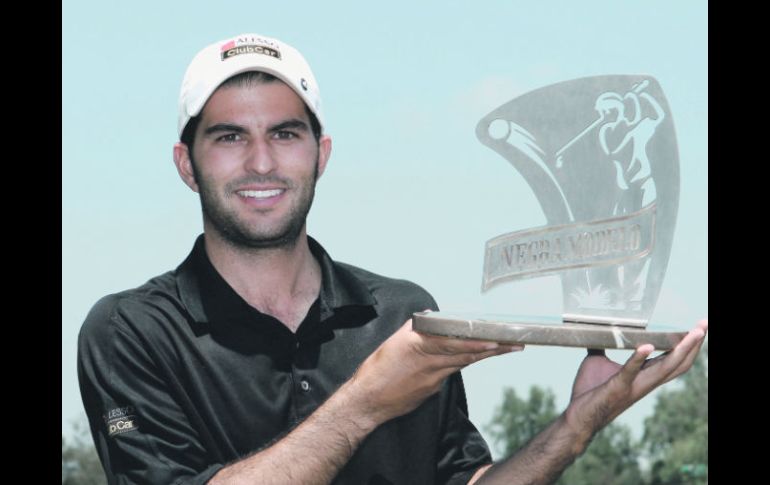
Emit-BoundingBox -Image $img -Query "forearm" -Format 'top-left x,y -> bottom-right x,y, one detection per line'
208,378 -> 380,485
473,413 -> 591,485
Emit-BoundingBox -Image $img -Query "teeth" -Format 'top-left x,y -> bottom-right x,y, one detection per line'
238,189 -> 283,199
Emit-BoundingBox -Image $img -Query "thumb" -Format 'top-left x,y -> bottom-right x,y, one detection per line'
616,344 -> 654,385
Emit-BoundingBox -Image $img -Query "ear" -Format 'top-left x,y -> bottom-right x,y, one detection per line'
173,142 -> 200,193
316,135 -> 332,180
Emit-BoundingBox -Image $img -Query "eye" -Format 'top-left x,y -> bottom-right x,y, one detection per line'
217,133 -> 242,143
273,130 -> 298,141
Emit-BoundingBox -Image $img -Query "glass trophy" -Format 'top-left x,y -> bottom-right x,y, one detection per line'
413,75 -> 688,350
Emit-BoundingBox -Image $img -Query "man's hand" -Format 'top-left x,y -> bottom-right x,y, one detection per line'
349,318 -> 522,425
566,318 -> 708,445
211,316 -> 519,485
472,318 -> 708,485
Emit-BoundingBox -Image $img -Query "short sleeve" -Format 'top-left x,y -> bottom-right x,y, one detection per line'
77,296 -> 223,485
435,372 -> 493,485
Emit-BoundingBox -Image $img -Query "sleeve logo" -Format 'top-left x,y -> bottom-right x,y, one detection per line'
103,405 -> 139,437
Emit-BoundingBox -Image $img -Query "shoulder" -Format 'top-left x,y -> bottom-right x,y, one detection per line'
78,270 -> 183,347
336,261 -> 438,309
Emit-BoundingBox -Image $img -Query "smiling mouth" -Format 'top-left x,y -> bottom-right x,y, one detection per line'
236,189 -> 285,199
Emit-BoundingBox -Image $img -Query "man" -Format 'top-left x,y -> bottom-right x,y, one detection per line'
78,33 -> 707,485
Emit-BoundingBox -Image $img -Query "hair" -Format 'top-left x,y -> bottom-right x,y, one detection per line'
180,71 -> 322,151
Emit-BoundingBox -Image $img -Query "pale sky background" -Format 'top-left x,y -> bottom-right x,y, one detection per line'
62,0 -> 708,457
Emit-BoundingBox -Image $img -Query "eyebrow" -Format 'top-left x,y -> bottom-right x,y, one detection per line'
202,119 -> 309,136
203,123 -> 247,136
269,119 -> 310,133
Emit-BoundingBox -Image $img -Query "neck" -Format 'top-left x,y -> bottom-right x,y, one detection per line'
202,227 -> 322,332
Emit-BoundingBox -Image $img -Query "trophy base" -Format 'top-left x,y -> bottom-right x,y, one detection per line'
412,311 -> 687,350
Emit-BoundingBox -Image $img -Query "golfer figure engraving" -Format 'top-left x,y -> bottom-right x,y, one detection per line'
413,75 -> 687,349
551,80 -> 666,319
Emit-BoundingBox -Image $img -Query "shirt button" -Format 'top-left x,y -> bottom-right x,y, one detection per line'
300,380 -> 311,392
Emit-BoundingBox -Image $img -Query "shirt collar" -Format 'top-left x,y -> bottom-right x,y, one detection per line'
176,234 -> 376,324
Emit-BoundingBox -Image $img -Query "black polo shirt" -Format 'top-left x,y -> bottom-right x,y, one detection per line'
78,235 -> 492,485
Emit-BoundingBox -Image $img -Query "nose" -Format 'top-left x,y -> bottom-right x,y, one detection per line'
244,138 -> 277,175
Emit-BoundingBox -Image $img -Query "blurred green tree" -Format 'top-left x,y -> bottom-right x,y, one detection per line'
62,417 -> 106,485
486,341 -> 708,484
486,384 -> 642,485
643,341 -> 708,485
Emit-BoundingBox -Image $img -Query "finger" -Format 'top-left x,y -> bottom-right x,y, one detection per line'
662,329 -> 707,383
641,350 -> 670,370
418,333 -> 522,356
636,326 -> 705,390
616,343 -> 655,385
436,345 -> 525,370
696,318 -> 708,334
408,318 -> 499,354
427,339 -> 524,360
640,318 -> 708,371
663,326 -> 705,372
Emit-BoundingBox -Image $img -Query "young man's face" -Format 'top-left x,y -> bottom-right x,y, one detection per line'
177,80 -> 331,249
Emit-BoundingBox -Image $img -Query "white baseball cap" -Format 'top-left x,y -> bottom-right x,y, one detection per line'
177,33 -> 324,137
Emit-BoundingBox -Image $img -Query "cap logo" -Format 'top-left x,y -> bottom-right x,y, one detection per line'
220,37 -> 282,61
